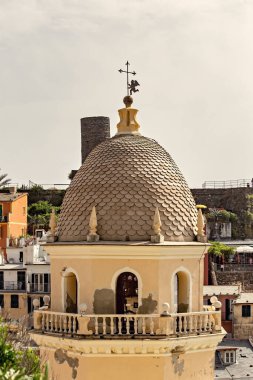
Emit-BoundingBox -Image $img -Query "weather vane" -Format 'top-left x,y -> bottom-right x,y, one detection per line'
119,61 -> 140,96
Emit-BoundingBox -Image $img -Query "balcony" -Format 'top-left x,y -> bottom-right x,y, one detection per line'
33,310 -> 222,339
29,283 -> 51,293
0,281 -> 26,291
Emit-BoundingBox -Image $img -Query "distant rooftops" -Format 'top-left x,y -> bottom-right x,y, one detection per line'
203,285 -> 241,296
0,193 -> 27,202
233,292 -> 253,304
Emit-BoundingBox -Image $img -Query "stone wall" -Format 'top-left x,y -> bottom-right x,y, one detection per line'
81,116 -> 110,163
216,271 -> 253,292
191,187 -> 253,239
191,187 -> 253,213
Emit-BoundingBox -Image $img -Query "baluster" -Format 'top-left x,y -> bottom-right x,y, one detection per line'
63,316 -> 67,333
203,314 -> 207,331
59,315 -> 62,333
95,317 -> 99,335
50,314 -> 54,332
110,317 -> 114,335
73,316 -> 77,334
68,316 -> 72,333
118,317 -> 122,335
46,314 -> 49,331
183,315 -> 187,333
134,317 -> 138,334
150,317 -> 154,335
197,315 -> 201,332
142,317 -> 146,335
126,317 -> 130,335
173,316 -> 177,334
194,315 -> 198,333
42,313 -> 45,331
54,315 -> 58,332
201,314 -> 204,332
102,317 -> 106,335
178,316 -> 182,334
188,315 -> 192,333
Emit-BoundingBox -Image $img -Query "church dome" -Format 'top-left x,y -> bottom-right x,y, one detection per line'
57,131 -> 198,242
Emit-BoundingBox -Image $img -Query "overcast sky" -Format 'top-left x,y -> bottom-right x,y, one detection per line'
0,0 -> 252,188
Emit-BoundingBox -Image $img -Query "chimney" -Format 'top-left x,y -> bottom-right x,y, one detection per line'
81,116 -> 110,164
9,186 -> 17,194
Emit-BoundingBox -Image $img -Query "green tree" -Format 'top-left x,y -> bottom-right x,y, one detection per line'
28,201 -> 60,233
0,320 -> 48,379
208,241 -> 235,259
0,170 -> 11,188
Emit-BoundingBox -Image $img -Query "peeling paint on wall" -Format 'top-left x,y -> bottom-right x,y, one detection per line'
54,348 -> 79,379
171,353 -> 184,376
93,289 -> 115,314
138,294 -> 157,314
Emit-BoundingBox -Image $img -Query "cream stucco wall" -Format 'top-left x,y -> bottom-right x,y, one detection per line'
233,303 -> 253,339
46,243 -> 206,314
38,343 -> 216,380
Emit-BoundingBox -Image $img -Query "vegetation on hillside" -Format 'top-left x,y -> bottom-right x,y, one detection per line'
28,201 -> 60,233
208,241 -> 235,258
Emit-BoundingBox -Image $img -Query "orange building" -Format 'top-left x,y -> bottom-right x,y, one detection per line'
0,188 -> 27,260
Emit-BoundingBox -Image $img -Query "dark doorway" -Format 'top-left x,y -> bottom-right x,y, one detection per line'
116,272 -> 138,314
65,273 -> 78,313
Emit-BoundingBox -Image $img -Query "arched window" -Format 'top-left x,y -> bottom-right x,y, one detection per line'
116,272 -> 138,314
63,271 -> 78,313
173,270 -> 191,313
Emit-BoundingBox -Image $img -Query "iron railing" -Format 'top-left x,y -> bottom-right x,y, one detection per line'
0,281 -> 26,291
202,179 -> 252,189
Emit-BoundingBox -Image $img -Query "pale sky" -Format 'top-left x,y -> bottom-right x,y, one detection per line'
0,0 -> 253,188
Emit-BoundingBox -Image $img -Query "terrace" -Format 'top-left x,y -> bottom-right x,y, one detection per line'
33,309 -> 222,339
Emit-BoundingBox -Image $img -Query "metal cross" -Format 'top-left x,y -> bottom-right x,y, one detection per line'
119,61 -> 139,96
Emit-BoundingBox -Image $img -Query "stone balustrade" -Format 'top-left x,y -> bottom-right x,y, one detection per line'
33,310 -> 221,338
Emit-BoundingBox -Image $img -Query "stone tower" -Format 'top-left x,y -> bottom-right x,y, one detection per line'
81,116 -> 110,164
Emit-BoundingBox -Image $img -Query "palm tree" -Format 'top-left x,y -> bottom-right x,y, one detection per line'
0,169 -> 10,188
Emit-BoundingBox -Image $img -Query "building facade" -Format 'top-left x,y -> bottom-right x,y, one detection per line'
0,189 -> 27,261
232,293 -> 253,339
0,242 -> 50,322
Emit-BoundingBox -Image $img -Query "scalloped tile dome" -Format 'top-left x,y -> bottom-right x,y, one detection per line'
57,135 -> 198,242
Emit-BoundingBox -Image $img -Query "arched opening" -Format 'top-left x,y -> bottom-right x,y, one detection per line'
174,271 -> 189,313
116,272 -> 138,314
64,272 -> 78,313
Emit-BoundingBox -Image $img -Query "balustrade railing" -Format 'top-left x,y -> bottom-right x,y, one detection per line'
34,310 -> 221,338
0,281 -> 26,291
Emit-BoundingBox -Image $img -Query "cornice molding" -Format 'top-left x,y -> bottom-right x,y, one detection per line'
44,244 -> 207,260
31,331 -> 224,357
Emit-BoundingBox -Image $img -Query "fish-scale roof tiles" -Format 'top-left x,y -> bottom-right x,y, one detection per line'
57,134 -> 198,242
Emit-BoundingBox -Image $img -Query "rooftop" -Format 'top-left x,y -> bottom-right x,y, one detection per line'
215,339 -> 253,379
233,293 -> 253,304
203,285 -> 241,297
0,192 -> 27,202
